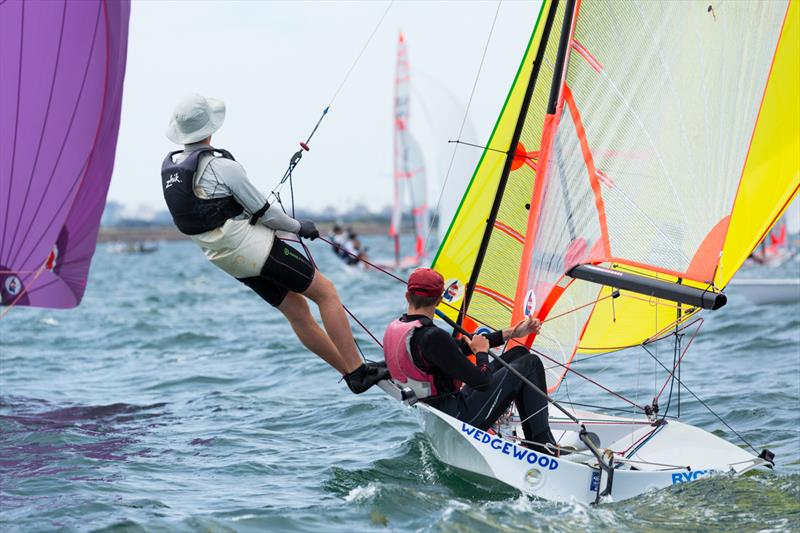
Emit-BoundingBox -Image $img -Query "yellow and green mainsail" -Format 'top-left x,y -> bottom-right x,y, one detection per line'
432,0 -> 565,334
433,0 -> 799,392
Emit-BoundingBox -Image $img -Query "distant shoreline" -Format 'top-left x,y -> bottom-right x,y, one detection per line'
98,222 -> 395,243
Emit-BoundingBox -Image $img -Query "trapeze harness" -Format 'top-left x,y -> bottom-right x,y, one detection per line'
160,147 -> 270,235
383,317 -> 461,400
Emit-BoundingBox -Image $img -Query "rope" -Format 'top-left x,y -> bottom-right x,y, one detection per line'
423,0 -> 504,250
317,236 -> 406,284
268,0 -> 395,201
543,292 -> 615,323
640,343 -> 760,455
653,319 -> 702,404
327,1 -> 395,106
446,139 -> 514,158
291,236 -> 380,361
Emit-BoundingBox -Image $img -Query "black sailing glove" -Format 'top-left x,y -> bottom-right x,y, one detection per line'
298,220 -> 319,240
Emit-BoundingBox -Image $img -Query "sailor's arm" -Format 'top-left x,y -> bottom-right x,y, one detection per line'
453,317 -> 539,351
498,317 -> 542,344
421,328 -> 492,389
214,159 -> 303,232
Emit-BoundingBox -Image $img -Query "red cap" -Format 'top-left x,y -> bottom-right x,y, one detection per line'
407,268 -> 444,298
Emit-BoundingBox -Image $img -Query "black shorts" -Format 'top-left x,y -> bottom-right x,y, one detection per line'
237,238 -> 315,307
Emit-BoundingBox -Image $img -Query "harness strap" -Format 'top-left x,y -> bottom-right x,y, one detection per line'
248,201 -> 270,225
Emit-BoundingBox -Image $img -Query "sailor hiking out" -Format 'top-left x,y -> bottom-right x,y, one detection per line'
384,268 -> 559,453
161,94 -> 388,394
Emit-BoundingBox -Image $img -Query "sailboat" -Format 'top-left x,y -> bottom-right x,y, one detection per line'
0,0 -> 130,312
381,0 -> 798,503
729,198 -> 799,305
387,32 -> 429,270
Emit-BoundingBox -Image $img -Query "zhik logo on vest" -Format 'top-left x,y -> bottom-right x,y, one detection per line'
165,173 -> 182,189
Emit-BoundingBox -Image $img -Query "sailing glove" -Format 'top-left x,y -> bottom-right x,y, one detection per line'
298,220 -> 319,240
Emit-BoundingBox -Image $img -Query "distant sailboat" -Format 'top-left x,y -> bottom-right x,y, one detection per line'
388,32 -> 428,270
731,197 -> 800,305
0,0 -> 130,311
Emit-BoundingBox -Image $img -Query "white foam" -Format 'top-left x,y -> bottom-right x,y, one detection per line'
344,483 -> 379,503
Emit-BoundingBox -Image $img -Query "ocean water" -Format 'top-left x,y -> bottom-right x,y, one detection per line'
1,235 -> 798,532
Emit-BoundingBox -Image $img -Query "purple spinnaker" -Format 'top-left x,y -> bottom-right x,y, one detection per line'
0,0 -> 130,309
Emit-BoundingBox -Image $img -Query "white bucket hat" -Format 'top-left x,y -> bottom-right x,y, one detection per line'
165,93 -> 226,144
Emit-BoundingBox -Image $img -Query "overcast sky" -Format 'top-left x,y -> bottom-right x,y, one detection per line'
111,0 -> 541,213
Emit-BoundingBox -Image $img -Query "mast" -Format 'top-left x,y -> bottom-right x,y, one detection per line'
391,32 -> 406,267
456,0 -> 565,328
545,0 -> 575,115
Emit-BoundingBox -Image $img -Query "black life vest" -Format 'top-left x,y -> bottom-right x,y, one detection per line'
161,147 -> 244,235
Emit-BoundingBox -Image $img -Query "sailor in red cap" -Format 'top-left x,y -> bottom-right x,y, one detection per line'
383,268 -> 558,453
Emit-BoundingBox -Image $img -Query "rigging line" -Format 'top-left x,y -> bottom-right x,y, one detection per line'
640,343 -> 760,455
296,236 -> 382,353
343,303 -> 384,350
571,328 -> 684,365
317,236 -> 406,284
446,139 -> 524,158
422,0 -> 504,251
620,291 -> 691,311
525,343 -> 647,411
270,1 -> 394,198
612,263 -> 721,293
543,292 -> 614,323
642,314 -> 702,346
327,0 -> 394,106
576,313 -> 702,352
556,400 -> 646,416
653,318 -> 702,404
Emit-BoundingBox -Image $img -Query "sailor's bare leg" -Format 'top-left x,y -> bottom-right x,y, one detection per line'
277,291 -> 347,373
302,270 -> 363,374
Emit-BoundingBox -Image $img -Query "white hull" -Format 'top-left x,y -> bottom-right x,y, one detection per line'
379,382 -> 769,503
729,278 -> 800,305
416,404 -> 767,503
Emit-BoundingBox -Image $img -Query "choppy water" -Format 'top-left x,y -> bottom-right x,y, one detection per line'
1,235 -> 798,532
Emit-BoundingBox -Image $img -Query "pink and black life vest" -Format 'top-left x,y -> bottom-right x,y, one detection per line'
383,318 -> 461,399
